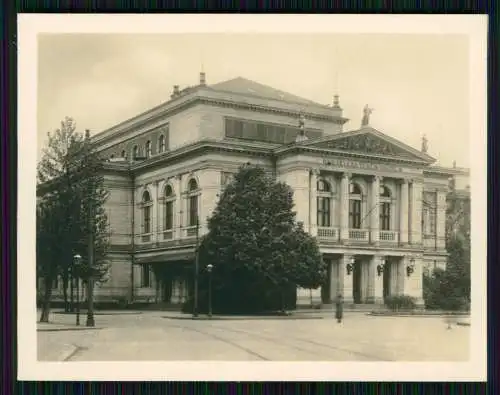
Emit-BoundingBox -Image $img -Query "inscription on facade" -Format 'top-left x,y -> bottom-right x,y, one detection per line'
322,158 -> 404,172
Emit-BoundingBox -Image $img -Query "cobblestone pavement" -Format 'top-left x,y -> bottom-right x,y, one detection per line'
37,310 -> 470,362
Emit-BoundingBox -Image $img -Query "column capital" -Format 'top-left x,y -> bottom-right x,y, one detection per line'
372,175 -> 383,182
343,172 -> 352,179
410,177 -> 425,185
310,168 -> 321,176
153,180 -> 160,186
175,174 -> 182,181
399,177 -> 410,185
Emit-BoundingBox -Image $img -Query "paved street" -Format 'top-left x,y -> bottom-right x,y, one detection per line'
37,310 -> 470,362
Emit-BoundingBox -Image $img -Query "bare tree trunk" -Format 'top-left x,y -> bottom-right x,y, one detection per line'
39,277 -> 53,323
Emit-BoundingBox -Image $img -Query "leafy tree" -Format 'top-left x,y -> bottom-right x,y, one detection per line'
423,183 -> 471,311
37,117 -> 110,322
189,164 -> 326,314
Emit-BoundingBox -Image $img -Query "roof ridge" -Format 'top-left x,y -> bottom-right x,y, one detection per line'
209,76 -> 328,107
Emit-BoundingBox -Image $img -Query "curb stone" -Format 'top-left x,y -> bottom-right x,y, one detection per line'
37,326 -> 104,332
162,315 -> 326,321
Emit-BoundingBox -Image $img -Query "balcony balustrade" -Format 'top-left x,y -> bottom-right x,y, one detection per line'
379,230 -> 399,243
348,229 -> 369,242
317,227 -> 339,241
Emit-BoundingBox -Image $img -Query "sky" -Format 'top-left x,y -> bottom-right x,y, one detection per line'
37,33 -> 470,167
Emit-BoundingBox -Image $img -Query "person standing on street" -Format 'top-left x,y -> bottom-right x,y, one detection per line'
335,293 -> 343,323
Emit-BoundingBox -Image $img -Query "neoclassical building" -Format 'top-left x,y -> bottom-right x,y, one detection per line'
44,72 -> 470,308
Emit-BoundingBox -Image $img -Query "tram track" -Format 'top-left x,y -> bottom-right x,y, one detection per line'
169,322 -> 394,361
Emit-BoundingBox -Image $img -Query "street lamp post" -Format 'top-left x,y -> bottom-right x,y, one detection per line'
206,264 -> 213,319
73,254 -> 81,326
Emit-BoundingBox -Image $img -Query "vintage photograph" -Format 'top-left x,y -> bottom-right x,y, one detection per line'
19,15 -> 486,381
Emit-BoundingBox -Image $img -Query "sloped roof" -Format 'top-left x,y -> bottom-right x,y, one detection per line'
209,77 -> 327,107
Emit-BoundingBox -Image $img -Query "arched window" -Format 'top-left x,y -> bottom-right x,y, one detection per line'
164,184 -> 174,232
132,145 -> 139,159
317,179 -> 332,227
187,179 -> 199,227
317,179 -> 331,193
142,190 -> 152,234
145,140 -> 152,158
380,185 -> 391,231
121,150 -> 126,158
349,182 -> 362,229
158,135 -> 165,153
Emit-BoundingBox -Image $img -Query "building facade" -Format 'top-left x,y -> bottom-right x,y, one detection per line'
44,73 -> 470,308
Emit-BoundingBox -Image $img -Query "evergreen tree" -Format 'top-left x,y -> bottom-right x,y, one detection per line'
192,164 -> 325,314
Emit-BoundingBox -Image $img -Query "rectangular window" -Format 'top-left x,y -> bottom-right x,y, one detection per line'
380,202 -> 391,230
349,200 -> 361,229
422,192 -> 437,235
188,195 -> 198,227
142,264 -> 151,288
317,197 -> 331,227
164,201 -> 173,230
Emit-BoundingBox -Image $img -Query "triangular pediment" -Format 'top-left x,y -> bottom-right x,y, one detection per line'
303,127 -> 435,163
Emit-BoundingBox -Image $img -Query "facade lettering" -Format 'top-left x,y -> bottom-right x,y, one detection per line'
322,158 -> 403,172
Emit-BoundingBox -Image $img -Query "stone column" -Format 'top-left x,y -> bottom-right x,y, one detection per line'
329,258 -> 340,302
396,258 -> 405,296
371,176 -> 381,244
340,172 -> 351,241
436,189 -> 447,249
410,179 -> 423,245
175,175 -> 182,239
309,169 -> 319,236
340,254 -> 354,304
367,255 -> 384,304
402,256 -> 424,307
399,178 -> 409,244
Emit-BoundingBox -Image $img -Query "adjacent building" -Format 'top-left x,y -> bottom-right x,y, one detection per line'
43,72 -> 470,308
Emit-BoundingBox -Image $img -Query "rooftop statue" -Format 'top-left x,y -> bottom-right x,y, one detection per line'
361,104 -> 373,127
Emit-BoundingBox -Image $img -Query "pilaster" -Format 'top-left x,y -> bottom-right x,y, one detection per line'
309,169 -> 319,236
340,172 -> 351,241
402,256 -> 424,306
410,179 -> 423,245
152,180 -> 159,243
175,175 -> 182,239
399,178 -> 409,244
436,189 -> 447,249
